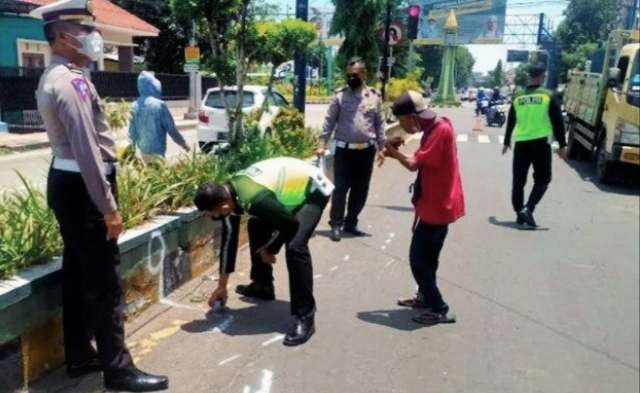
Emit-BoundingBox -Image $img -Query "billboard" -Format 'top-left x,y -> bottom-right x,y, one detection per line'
416,0 -> 507,45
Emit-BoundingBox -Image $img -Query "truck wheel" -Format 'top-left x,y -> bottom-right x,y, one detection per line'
595,139 -> 614,183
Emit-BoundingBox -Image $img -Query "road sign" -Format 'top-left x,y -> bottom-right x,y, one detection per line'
507,50 -> 529,63
184,46 -> 200,65
183,63 -> 199,73
380,23 -> 404,46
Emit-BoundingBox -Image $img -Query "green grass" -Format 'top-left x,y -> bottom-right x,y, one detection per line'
0,147 -> 11,156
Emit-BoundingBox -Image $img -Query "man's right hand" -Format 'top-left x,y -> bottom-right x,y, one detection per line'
208,284 -> 229,308
315,147 -> 326,157
104,211 -> 124,240
501,145 -> 511,155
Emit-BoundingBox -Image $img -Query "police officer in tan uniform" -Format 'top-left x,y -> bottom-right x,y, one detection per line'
32,1 -> 167,391
316,57 -> 386,242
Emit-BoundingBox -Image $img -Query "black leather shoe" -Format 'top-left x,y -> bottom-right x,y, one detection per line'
67,357 -> 102,378
104,367 -> 168,392
284,314 -> 315,346
516,211 -> 526,225
235,283 -> 275,301
329,226 -> 342,242
343,226 -> 368,237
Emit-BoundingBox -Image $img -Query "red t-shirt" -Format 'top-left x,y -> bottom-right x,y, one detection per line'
413,117 -> 465,225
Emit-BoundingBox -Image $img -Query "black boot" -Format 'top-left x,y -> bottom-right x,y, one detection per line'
235,282 -> 275,301
329,226 -> 342,242
284,314 -> 315,346
104,367 -> 168,392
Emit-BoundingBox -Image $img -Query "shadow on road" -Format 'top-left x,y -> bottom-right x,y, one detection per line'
181,300 -> 290,336
566,160 -> 640,196
488,216 -> 550,231
314,229 -> 372,239
371,204 -> 414,213
357,309 -> 428,331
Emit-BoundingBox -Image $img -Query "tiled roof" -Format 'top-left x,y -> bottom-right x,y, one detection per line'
27,0 -> 159,35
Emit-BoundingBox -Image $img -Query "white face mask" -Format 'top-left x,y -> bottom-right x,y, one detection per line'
72,31 -> 104,62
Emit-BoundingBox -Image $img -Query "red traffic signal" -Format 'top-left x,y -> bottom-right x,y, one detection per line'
408,5 -> 420,18
407,5 -> 420,40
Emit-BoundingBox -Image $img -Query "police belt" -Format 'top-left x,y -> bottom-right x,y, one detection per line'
335,140 -> 375,150
52,157 -> 117,176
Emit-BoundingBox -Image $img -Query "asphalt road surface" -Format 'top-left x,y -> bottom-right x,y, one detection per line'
23,105 -> 639,393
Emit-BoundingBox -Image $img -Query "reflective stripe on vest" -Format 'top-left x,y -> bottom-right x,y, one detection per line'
513,89 -> 553,142
234,157 -> 317,211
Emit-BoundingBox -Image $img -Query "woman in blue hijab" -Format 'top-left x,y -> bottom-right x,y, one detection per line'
128,71 -> 190,163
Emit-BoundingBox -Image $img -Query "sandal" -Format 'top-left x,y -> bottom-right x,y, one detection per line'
397,297 -> 430,309
412,310 -> 456,326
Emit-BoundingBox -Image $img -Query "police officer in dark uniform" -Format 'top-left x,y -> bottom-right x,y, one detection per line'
316,57 -> 386,241
502,62 -> 567,228
32,0 -> 167,390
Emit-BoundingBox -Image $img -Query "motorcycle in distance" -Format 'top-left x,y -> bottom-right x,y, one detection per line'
485,99 -> 507,127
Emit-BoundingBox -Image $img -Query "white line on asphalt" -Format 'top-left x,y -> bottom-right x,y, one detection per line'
211,315 -> 235,334
343,255 -> 350,262
385,239 -> 392,244
498,136 -> 505,144
389,232 -> 395,238
261,334 -> 285,347
381,245 -> 387,251
456,134 -> 468,143
256,369 -> 274,393
385,260 -> 396,268
243,386 -> 251,393
314,274 -> 323,279
478,135 -> 491,144
330,266 -> 338,272
218,354 -> 241,366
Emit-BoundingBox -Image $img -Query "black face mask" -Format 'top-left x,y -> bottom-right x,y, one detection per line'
347,76 -> 363,90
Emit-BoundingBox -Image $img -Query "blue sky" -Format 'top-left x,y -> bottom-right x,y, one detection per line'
264,0 -> 569,73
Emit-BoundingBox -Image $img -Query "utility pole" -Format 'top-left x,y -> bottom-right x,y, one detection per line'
294,0 -> 309,113
380,1 -> 392,101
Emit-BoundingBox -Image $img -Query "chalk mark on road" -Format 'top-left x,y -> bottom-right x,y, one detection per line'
261,334 -> 284,347
218,354 -> 242,366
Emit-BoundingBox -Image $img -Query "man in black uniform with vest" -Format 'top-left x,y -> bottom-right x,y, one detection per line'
502,62 -> 567,228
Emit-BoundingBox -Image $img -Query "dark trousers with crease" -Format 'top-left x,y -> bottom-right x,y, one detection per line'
512,138 -> 552,213
248,191 -> 329,317
329,145 -> 376,229
409,221 -> 449,313
47,168 -> 133,372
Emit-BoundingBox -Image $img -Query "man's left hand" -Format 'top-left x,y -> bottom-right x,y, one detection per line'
257,247 -> 277,264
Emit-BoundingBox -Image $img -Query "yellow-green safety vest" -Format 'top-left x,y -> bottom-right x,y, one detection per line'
513,88 -> 554,142
231,157 -> 330,212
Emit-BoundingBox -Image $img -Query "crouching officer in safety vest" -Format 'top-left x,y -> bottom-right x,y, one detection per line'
194,157 -> 334,346
502,62 -> 567,228
32,0 -> 167,391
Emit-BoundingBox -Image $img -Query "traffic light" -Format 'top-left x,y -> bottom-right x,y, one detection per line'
407,4 -> 420,40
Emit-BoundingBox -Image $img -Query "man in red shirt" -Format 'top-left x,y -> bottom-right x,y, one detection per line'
385,91 -> 465,325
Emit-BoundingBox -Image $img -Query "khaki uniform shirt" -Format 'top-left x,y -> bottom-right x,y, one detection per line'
36,54 -> 117,214
320,86 -> 386,150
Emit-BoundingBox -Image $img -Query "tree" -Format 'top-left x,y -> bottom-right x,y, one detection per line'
171,0 -> 263,146
112,0 -> 189,73
330,0 -> 385,77
514,63 -> 529,88
554,0 -> 621,79
418,45 -> 475,88
256,19 -> 317,109
487,60 -> 505,87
